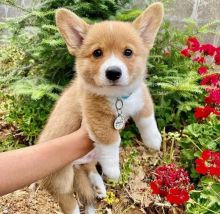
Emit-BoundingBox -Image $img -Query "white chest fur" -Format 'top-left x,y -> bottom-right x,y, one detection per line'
107,86 -> 144,119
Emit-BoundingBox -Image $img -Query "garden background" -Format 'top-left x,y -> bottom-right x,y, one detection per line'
0,0 -> 220,213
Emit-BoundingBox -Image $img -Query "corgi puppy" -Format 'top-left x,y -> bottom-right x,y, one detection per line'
38,2 -> 163,214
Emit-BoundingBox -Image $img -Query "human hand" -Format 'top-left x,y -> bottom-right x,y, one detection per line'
72,119 -> 96,165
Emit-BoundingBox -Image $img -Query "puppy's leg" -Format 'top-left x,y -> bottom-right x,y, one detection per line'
82,162 -> 106,199
84,95 -> 121,180
94,137 -> 120,180
133,86 -> 161,150
42,165 -> 78,214
58,193 -> 80,214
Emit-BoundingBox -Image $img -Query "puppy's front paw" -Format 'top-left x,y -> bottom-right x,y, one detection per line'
143,129 -> 162,151
95,186 -> 106,199
89,172 -> 106,199
95,141 -> 121,180
102,164 -> 120,180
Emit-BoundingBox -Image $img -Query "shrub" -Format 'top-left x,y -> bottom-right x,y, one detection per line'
148,21 -> 204,130
1,0 -> 130,84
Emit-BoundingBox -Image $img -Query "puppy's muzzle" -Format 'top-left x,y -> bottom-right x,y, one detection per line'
105,66 -> 122,81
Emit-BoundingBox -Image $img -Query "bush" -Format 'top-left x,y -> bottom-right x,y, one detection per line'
1,0 -> 130,84
148,21 -> 204,130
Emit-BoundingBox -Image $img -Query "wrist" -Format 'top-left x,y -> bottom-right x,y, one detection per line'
73,129 -> 93,153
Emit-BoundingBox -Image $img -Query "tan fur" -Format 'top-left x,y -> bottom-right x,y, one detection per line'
58,193 -> 78,214
38,3 -> 164,213
73,166 -> 95,206
77,21 -> 148,87
83,92 -> 119,144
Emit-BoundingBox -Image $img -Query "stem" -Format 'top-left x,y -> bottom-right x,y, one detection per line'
214,136 -> 220,142
210,185 -> 220,200
162,128 -> 167,160
182,134 -> 202,152
0,0 -> 31,13
169,138 -> 175,162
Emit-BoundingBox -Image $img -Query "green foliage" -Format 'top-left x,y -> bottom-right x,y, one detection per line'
180,116 -> 220,178
121,124 -> 138,146
187,177 -> 220,214
0,0 -> 130,85
0,135 -> 26,152
115,9 -> 142,21
3,95 -> 54,143
10,78 -> 63,100
148,21 -> 205,130
184,18 -> 220,36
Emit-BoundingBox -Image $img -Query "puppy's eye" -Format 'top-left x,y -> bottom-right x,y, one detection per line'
123,49 -> 133,57
93,49 -> 103,58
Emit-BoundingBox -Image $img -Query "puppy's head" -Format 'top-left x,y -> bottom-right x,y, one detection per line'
56,3 -> 164,96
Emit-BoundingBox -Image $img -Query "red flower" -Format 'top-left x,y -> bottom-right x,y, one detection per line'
193,56 -> 205,64
187,37 -> 200,52
205,89 -> 220,105
166,188 -> 190,205
202,150 -> 212,160
198,66 -> 208,75
214,110 -> 220,116
150,181 -> 161,194
180,48 -> 191,57
195,150 -> 220,177
195,158 -> 208,174
200,74 -> 220,86
214,52 -> 220,65
209,167 -> 220,177
194,106 -> 216,119
149,164 -> 192,205
200,44 -> 216,56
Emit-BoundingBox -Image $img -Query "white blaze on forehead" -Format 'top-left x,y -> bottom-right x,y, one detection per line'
99,54 -> 129,85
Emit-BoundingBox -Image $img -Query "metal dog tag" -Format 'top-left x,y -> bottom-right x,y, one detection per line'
114,114 -> 125,130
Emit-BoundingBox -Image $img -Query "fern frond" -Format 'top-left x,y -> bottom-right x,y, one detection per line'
10,78 -> 63,100
199,20 -> 220,33
42,24 -> 57,31
183,18 -> 199,28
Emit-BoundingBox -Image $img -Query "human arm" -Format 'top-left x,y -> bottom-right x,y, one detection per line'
0,128 -> 93,196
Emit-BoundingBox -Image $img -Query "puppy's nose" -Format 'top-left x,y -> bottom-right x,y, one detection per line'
106,66 -> 122,81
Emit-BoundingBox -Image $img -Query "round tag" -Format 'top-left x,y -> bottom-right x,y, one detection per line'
114,115 -> 125,130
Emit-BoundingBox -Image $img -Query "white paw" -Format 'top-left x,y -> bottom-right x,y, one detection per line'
102,164 -> 120,180
135,114 -> 162,151
143,129 -> 162,151
72,204 -> 80,214
95,140 -> 121,180
89,172 -> 106,199
85,206 -> 96,214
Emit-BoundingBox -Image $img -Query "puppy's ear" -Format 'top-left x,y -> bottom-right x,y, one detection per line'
55,8 -> 89,55
132,2 -> 164,49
